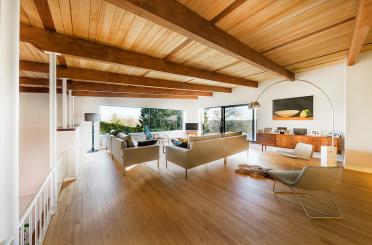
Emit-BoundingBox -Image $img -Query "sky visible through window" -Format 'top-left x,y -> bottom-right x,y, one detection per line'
100,105 -> 141,124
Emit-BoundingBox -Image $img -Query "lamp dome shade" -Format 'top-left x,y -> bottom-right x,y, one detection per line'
248,101 -> 261,109
84,113 -> 101,121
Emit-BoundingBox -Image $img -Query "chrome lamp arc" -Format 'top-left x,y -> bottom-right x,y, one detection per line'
248,79 -> 335,147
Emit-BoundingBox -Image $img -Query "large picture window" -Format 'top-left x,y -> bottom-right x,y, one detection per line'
203,104 -> 255,140
100,105 -> 183,133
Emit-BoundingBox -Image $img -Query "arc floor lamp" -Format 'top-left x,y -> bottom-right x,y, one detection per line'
248,79 -> 337,166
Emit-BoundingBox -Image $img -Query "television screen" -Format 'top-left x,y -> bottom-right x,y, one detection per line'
185,123 -> 198,130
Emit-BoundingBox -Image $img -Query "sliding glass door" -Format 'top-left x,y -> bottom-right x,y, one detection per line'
224,105 -> 255,140
203,107 -> 222,134
203,105 -> 255,140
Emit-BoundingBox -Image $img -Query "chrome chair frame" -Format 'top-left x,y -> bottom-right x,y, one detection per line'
272,178 -> 343,219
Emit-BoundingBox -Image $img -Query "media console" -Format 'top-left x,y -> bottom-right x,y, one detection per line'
256,133 -> 342,154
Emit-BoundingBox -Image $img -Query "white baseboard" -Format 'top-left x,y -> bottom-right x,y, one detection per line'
344,164 -> 372,174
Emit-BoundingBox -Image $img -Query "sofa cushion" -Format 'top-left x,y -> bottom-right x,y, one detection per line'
171,138 -> 189,148
137,139 -> 158,147
189,134 -> 220,142
117,132 -> 136,148
221,131 -> 242,137
121,140 -> 128,149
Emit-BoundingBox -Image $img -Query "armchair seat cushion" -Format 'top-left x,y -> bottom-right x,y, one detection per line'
277,150 -> 298,159
269,170 -> 302,186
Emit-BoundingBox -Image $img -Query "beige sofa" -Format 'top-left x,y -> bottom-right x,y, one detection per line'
165,133 -> 249,178
109,135 -> 160,175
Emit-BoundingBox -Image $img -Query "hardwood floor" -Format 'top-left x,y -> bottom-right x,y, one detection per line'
44,145 -> 372,245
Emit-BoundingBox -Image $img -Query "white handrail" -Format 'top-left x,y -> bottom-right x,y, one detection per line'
1,238 -> 14,245
18,151 -> 67,245
18,167 -> 56,225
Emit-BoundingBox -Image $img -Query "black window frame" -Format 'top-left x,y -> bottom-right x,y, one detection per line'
99,105 -> 184,132
203,104 -> 256,141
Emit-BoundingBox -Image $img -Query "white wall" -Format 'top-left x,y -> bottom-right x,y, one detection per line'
345,51 -> 372,172
196,63 -> 346,136
19,93 -> 62,197
256,65 -> 345,135
19,57 -> 372,173
73,96 -> 198,150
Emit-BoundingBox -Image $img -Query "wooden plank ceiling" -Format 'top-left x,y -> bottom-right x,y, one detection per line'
19,0 -> 372,99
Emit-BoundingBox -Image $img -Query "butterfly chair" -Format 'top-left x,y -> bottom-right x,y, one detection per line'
269,166 -> 343,219
277,143 -> 314,170
144,125 -> 170,153
144,125 -> 158,140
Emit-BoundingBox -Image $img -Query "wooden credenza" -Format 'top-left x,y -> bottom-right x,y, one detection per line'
256,133 -> 342,154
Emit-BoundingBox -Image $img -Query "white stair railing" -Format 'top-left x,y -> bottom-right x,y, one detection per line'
18,152 -> 67,245
1,238 -> 14,245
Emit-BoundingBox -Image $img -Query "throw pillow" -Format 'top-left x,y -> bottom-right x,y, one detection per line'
171,138 -> 188,148
110,129 -> 118,135
120,140 -> 128,149
125,135 -> 136,148
137,139 -> 158,147
116,132 -> 136,148
116,132 -> 127,139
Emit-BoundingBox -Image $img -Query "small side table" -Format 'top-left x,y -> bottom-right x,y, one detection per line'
156,135 -> 170,153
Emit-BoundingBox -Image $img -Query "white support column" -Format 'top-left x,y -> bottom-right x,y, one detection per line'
72,96 -> 75,126
48,52 -> 58,212
49,52 -> 57,169
0,0 -> 20,244
62,78 -> 68,128
68,90 -> 73,127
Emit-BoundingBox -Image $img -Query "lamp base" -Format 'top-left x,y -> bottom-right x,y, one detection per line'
321,146 -> 337,167
87,149 -> 99,153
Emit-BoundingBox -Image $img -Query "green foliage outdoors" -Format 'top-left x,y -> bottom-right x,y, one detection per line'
100,121 -> 142,134
203,106 -> 253,138
139,108 -> 182,132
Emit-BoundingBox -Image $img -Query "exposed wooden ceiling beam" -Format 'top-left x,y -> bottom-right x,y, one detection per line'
34,0 -> 55,31
33,0 -> 67,66
69,81 -> 211,96
165,0 -> 251,61
19,85 -> 197,99
71,91 -> 198,99
19,77 -> 212,96
20,61 -> 231,93
20,86 -> 62,93
20,77 -> 60,86
210,0 -> 246,24
20,24 -> 257,87
347,0 -> 372,65
104,0 -> 294,80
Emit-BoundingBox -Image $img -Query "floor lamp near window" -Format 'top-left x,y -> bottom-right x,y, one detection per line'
85,113 -> 101,153
248,79 -> 337,166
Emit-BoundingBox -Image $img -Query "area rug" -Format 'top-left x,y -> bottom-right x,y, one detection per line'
235,164 -> 273,179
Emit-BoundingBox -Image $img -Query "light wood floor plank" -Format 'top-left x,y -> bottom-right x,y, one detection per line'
44,145 -> 372,244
